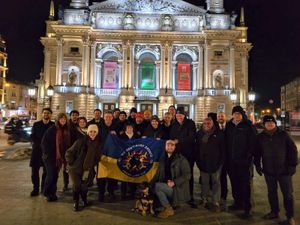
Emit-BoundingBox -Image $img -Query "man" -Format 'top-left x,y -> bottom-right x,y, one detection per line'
98,111 -> 118,202
168,105 -> 176,121
224,105 -> 256,219
151,140 -> 191,218
169,107 -> 196,207
128,107 -> 137,123
134,112 -> 147,137
161,112 -> 172,140
217,111 -> 228,203
88,109 -> 104,129
30,108 -> 54,196
195,117 -> 224,212
116,111 -> 127,135
112,108 -> 121,123
255,115 -> 298,225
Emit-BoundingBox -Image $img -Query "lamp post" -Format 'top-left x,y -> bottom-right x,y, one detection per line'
28,87 -> 36,120
230,89 -> 237,106
248,88 -> 256,123
46,85 -> 54,108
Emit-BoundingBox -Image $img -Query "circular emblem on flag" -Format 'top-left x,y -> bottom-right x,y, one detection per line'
117,144 -> 154,177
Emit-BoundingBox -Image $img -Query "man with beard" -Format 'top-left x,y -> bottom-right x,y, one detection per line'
30,108 -> 54,196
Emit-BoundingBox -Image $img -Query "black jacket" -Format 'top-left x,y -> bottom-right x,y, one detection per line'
143,125 -> 165,139
100,122 -> 118,142
255,128 -> 298,176
134,121 -> 148,137
195,129 -> 225,173
169,118 -> 196,160
30,120 -> 54,167
224,118 -> 256,168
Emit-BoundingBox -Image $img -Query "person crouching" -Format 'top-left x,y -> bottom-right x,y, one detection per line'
66,124 -> 102,211
151,140 -> 191,218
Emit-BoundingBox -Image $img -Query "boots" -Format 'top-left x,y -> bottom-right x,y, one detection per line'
81,191 -> 89,207
157,206 -> 174,218
73,191 -> 80,212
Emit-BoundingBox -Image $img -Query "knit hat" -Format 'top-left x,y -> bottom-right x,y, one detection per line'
232,106 -> 244,115
130,107 -> 137,114
151,115 -> 160,123
263,115 -> 276,125
87,124 -> 99,135
120,111 -> 127,117
136,112 -> 144,118
176,107 -> 185,115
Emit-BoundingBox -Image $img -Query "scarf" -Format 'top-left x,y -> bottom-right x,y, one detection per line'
56,125 -> 71,169
201,126 -> 215,144
83,138 -> 100,171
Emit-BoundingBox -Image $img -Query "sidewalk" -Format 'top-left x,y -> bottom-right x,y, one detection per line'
0,158 -> 299,225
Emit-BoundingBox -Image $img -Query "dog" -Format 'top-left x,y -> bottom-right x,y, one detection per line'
132,182 -> 155,216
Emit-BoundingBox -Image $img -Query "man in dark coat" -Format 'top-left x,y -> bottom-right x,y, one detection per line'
195,117 -> 225,212
169,107 -> 196,206
98,111 -> 119,202
255,115 -> 298,225
224,105 -> 256,218
88,109 -> 104,129
151,140 -> 191,218
30,108 -> 54,196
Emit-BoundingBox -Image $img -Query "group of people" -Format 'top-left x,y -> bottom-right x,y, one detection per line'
29,105 -> 298,224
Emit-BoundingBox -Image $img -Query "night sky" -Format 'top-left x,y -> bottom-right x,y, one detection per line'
1,0 -> 300,107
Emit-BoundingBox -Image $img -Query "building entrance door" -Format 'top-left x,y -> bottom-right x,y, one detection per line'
102,103 -> 116,112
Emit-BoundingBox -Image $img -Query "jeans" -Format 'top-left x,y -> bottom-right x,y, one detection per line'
265,175 -> 294,219
201,167 -> 222,204
155,182 -> 174,207
43,160 -> 58,197
31,164 -> 47,192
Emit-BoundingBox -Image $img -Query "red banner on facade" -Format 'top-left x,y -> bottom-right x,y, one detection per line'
177,64 -> 191,90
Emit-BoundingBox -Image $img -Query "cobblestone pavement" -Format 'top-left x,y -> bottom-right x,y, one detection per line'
0,134 -> 299,225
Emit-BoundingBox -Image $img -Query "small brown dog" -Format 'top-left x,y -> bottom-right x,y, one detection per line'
132,182 -> 155,216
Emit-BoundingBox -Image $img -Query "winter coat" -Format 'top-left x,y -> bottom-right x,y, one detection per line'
134,121 -> 147,137
30,120 -> 54,167
87,118 -> 104,130
255,128 -> 298,176
195,129 -> 225,173
143,125 -> 165,139
100,122 -> 118,142
224,118 -> 256,168
169,118 -> 196,160
151,153 -> 191,204
65,136 -> 102,175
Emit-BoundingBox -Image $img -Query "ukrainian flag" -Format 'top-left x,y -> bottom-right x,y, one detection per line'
98,134 -> 165,183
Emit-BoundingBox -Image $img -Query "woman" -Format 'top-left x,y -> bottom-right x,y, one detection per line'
143,116 -> 165,140
76,117 -> 88,138
42,113 -> 72,202
66,124 -> 102,211
119,123 -> 139,199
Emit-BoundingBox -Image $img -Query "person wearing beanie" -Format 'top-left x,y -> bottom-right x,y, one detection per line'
113,108 -> 121,123
128,107 -> 137,123
134,112 -> 147,137
66,124 -> 102,211
169,106 -> 197,208
224,105 -> 257,218
255,115 -> 298,225
116,111 -> 128,136
143,115 -> 165,140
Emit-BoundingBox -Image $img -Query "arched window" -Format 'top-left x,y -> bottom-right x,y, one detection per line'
139,53 -> 156,90
101,51 -> 119,89
175,53 -> 193,90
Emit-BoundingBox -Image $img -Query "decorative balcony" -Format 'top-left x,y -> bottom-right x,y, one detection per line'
203,89 -> 231,96
95,88 -> 121,96
173,90 -> 197,97
55,85 -> 87,93
134,89 -> 159,97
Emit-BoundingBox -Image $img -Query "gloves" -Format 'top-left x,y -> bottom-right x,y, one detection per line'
255,166 -> 263,176
287,167 -> 296,176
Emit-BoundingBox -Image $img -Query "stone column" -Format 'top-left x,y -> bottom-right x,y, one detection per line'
155,61 -> 160,89
198,44 -> 204,89
44,47 -> 51,87
90,42 -> 96,87
122,43 -> 128,88
56,37 -> 63,85
135,62 -> 140,88
167,43 -> 173,88
204,42 -> 210,88
160,43 -> 166,88
95,61 -> 102,88
171,62 -> 176,90
81,36 -> 90,86
229,43 -> 236,89
118,60 -> 123,89
129,42 -> 135,88
192,62 -> 198,90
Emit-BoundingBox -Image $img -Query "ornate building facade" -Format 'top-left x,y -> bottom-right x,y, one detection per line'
0,35 -> 8,111
39,0 -> 252,123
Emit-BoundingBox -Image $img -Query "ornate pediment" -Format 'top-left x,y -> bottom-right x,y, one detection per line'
90,0 -> 206,15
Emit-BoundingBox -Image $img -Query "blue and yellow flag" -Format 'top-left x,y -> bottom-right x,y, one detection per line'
98,134 -> 165,183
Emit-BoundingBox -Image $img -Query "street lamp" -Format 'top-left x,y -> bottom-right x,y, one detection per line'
248,89 -> 256,102
230,89 -> 237,102
247,88 -> 256,123
46,85 -> 54,108
28,87 -> 36,119
28,87 -> 36,97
